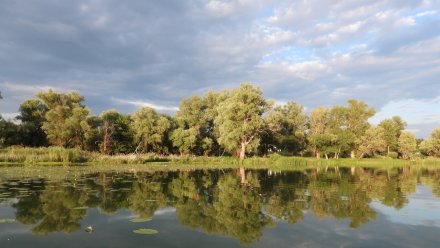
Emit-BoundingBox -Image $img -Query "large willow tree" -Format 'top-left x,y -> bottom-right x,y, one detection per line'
37,90 -> 90,148
132,107 -> 170,153
215,83 -> 270,159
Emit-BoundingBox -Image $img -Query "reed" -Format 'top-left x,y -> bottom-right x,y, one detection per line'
0,147 -> 439,167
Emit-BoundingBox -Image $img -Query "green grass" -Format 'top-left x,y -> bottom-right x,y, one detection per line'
0,147 -> 439,169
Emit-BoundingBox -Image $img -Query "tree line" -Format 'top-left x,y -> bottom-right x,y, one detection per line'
0,84 -> 439,159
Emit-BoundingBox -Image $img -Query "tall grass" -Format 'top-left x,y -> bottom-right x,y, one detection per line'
0,147 -> 439,167
0,146 -> 90,164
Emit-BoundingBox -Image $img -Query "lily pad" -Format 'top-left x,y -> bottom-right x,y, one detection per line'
72,206 -> 89,210
0,218 -> 15,223
129,217 -> 152,223
133,228 -> 158,235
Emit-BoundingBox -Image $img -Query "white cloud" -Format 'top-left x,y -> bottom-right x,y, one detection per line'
0,0 -> 439,132
113,98 -> 178,112
415,10 -> 437,17
0,82 -> 71,94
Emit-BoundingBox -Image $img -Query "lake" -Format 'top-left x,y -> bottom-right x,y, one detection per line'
1,166 -> 440,247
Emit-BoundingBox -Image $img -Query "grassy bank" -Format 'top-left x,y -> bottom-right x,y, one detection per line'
0,146 -> 439,168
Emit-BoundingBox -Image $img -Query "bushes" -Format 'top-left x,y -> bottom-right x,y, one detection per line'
387,152 -> 399,159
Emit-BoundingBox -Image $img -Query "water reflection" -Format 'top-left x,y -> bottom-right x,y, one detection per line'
1,166 -> 440,244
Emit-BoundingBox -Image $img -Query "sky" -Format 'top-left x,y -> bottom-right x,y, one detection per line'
0,0 -> 439,137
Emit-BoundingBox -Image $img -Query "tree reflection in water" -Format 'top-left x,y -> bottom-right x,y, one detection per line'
1,166 -> 439,244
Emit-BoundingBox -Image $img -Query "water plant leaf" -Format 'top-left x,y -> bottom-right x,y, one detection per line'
129,217 -> 152,223
133,228 -> 158,235
0,218 -> 15,223
72,206 -> 88,210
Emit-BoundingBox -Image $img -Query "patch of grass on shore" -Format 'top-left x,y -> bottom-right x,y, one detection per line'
0,147 -> 439,169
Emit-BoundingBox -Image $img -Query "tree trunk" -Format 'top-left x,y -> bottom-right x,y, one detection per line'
239,142 -> 246,160
325,153 -> 328,160
350,150 -> 356,158
316,152 -> 320,159
239,166 -> 247,184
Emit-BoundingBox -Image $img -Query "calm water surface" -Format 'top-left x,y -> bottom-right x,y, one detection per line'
1,166 -> 440,247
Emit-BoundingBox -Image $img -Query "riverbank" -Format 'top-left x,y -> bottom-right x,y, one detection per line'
0,146 -> 439,168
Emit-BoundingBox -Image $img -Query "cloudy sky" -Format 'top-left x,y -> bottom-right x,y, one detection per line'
0,0 -> 439,137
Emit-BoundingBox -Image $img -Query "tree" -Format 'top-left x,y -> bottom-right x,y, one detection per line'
308,107 -> 332,158
358,126 -> 386,158
345,99 -> 376,158
36,90 -> 90,148
16,99 -> 48,147
265,101 -> 307,155
171,96 -> 207,155
215,83 -> 270,159
111,114 -> 135,154
420,127 -> 440,157
0,118 -> 21,147
398,131 -> 418,160
379,116 -> 407,154
84,115 -> 103,152
327,105 -> 355,159
99,110 -> 121,154
132,107 -> 170,153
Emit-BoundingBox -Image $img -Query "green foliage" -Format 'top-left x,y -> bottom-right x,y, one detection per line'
0,146 -> 90,164
2,84 -> 440,160
387,151 -> 398,159
215,83 -> 270,159
37,90 -> 90,148
358,126 -> 387,158
0,117 -> 21,147
398,131 -> 418,160
265,101 -> 307,155
379,116 -> 407,153
16,99 -> 48,147
132,107 -> 170,153
419,127 -> 440,157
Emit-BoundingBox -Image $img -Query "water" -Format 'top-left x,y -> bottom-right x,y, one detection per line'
1,166 -> 440,247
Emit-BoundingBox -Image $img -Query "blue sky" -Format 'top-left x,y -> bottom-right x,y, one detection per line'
0,0 -> 439,137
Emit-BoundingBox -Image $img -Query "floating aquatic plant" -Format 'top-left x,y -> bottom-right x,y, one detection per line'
71,206 -> 88,210
133,228 -> 158,235
0,218 -> 15,223
129,217 -> 152,223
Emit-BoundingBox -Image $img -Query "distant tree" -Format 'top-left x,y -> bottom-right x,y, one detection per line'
112,114 -> 136,154
36,90 -> 90,148
344,99 -> 376,158
84,115 -> 103,152
308,107 -> 331,158
171,96 -> 207,155
327,105 -> 355,159
419,127 -> 440,157
215,83 -> 271,159
202,90 -> 228,156
379,116 -> 407,154
99,110 -> 122,154
132,107 -> 170,153
16,99 -> 48,147
265,101 -> 307,155
0,118 -> 20,147
358,126 -> 386,158
398,132 -> 418,160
